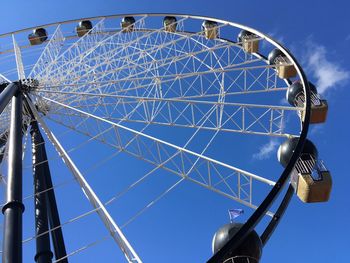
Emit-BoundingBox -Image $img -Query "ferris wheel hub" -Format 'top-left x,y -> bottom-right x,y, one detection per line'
18,78 -> 39,93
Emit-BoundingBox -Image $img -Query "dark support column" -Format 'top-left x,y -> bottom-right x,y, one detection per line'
31,120 -> 68,262
31,121 -> 53,263
2,90 -> 24,263
260,184 -> 295,246
0,83 -> 19,114
44,167 -> 68,263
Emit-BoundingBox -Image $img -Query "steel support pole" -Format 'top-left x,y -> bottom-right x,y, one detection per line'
44,172 -> 68,263
40,132 -> 68,263
2,90 -> 24,263
24,96 -> 68,262
31,121 -> 53,263
0,83 -> 19,114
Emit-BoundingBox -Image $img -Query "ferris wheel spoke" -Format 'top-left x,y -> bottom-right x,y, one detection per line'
0,74 -> 10,83
171,87 -> 288,99
34,86 -> 292,111
36,63 -> 284,105
12,35 -> 26,80
46,111 -> 271,214
120,178 -> 185,228
53,235 -> 111,263
35,90 -> 299,137
36,96 -> 276,214
36,84 -> 288,108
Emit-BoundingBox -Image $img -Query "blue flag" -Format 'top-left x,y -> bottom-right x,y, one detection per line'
228,209 -> 244,222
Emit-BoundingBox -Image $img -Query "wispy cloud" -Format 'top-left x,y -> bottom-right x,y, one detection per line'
253,139 -> 279,160
303,40 -> 350,94
262,31 -> 285,49
267,31 -> 285,44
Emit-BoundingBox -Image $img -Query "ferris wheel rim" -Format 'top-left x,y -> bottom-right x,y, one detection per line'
0,13 -> 313,262
1,11 -> 311,213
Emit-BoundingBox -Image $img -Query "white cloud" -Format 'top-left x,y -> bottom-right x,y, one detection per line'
267,31 -> 285,44
253,139 -> 279,160
303,41 -> 350,94
262,31 -> 285,49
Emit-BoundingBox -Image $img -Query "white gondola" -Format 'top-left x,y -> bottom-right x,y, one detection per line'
268,48 -> 297,79
202,20 -> 218,39
287,81 -> 328,123
291,157 -> 332,203
278,138 -> 332,203
121,16 -> 136,33
163,16 -> 177,32
28,28 -> 48,45
237,30 -> 259,53
76,20 -> 93,37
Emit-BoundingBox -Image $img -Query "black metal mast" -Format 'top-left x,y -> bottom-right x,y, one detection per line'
1,83 -> 24,263
44,162 -> 69,263
0,82 -> 19,113
31,121 -> 53,263
30,118 -> 68,262
25,91 -> 69,262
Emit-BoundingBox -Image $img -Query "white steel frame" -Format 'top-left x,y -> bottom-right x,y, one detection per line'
0,13 -> 311,262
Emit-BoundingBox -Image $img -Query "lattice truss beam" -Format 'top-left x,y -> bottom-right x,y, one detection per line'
36,92 -> 299,137
33,95 -> 276,212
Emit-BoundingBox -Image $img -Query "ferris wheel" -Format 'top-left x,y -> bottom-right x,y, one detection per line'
0,14 -> 332,263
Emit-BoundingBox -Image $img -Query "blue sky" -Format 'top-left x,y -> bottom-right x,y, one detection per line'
0,0 -> 349,262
